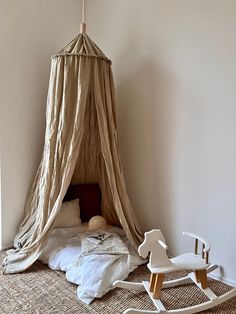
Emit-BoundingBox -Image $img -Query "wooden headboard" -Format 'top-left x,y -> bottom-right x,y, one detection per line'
63,183 -> 101,222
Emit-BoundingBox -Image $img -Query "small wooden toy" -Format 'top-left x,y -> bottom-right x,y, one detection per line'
114,229 -> 236,314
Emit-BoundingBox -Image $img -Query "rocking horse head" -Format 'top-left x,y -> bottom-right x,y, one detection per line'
138,229 -> 172,268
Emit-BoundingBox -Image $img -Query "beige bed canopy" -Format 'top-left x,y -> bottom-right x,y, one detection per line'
3,8 -> 143,274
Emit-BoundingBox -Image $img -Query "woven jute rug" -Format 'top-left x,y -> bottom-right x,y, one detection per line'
0,252 -> 235,313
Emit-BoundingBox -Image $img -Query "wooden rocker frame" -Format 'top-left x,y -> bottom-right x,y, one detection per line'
113,229 -> 236,314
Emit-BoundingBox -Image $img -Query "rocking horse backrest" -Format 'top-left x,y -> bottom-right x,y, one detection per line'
138,229 -> 172,268
182,231 -> 211,264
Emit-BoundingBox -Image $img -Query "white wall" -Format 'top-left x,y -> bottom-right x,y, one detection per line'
86,0 -> 236,283
0,0 -> 82,248
1,0 -> 236,284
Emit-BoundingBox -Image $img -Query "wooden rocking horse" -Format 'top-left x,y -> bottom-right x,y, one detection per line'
114,229 -> 236,314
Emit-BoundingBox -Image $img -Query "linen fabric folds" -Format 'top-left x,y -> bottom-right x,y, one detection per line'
3,34 -> 143,274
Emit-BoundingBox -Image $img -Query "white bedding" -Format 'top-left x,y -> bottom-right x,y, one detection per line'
39,225 -> 144,304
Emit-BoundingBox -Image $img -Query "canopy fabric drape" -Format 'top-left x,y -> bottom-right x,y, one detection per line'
3,33 -> 143,274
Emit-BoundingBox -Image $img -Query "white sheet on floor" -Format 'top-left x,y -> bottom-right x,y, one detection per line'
39,226 -> 144,304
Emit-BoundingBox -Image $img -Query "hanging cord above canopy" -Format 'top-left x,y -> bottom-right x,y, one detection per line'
80,0 -> 86,33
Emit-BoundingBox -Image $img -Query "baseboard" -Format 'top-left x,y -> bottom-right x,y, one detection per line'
0,244 -> 13,252
208,273 -> 236,288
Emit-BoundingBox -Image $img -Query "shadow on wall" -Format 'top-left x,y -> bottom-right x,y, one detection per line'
116,59 -> 180,246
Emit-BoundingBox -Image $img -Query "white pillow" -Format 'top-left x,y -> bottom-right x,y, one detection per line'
54,199 -> 81,228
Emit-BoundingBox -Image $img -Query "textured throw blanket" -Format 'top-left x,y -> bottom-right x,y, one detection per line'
80,230 -> 130,256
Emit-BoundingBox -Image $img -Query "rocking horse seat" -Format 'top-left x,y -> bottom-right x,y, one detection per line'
148,252 -> 210,274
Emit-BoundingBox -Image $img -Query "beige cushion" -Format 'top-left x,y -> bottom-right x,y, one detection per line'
54,199 -> 81,228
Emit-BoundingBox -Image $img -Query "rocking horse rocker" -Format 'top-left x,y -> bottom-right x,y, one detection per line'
113,229 -> 236,314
